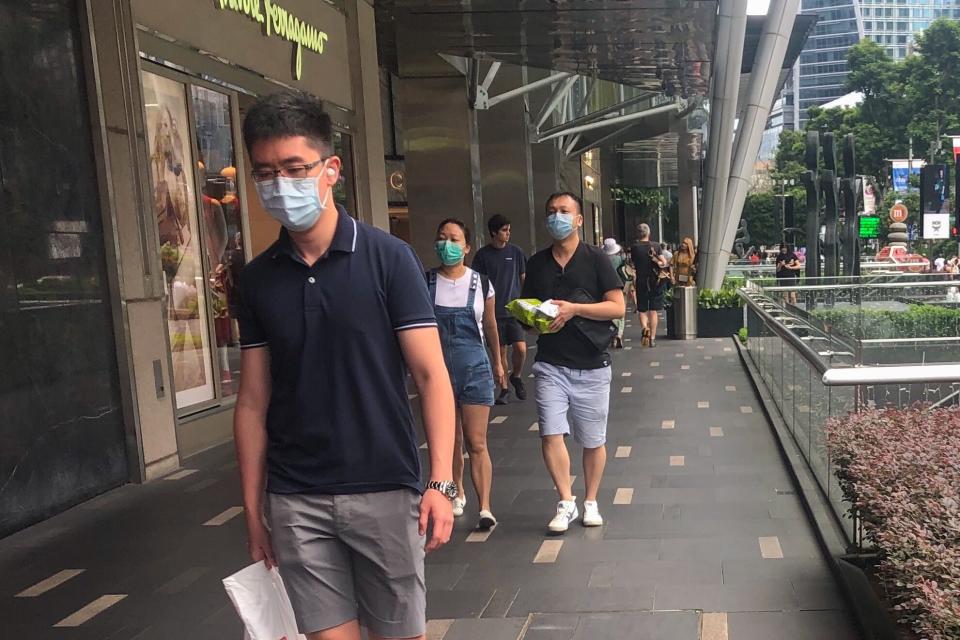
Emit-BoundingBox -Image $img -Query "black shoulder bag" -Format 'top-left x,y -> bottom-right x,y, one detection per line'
565,288 -> 617,353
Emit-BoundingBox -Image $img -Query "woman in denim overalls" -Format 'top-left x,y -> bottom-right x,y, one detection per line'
430,219 -> 505,530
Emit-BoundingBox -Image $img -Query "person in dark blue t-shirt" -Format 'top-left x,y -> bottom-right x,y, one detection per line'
472,214 -> 528,404
234,91 -> 455,640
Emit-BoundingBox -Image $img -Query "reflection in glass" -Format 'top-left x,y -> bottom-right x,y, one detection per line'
142,71 -> 214,409
0,0 -> 126,534
191,85 -> 247,398
333,131 -> 356,213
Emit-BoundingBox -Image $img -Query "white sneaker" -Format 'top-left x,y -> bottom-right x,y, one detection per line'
453,496 -> 466,517
582,500 -> 603,527
548,499 -> 579,534
478,510 -> 498,530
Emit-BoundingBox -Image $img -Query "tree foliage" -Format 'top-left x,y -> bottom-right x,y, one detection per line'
815,20 -> 960,177
757,19 -> 960,245
610,184 -> 668,210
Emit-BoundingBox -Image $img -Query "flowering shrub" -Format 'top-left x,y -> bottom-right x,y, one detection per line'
826,407 -> 960,639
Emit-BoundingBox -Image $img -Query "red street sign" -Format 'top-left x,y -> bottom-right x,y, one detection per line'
890,203 -> 909,223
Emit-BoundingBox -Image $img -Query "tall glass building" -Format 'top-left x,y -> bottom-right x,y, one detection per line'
861,0 -> 960,59
793,0 -> 865,128
782,0 -> 960,130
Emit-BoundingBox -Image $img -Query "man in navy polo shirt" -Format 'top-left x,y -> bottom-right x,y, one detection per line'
233,91 -> 456,640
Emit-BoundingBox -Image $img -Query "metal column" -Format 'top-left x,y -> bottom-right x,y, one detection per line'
697,0 -> 748,290
704,0 -> 801,290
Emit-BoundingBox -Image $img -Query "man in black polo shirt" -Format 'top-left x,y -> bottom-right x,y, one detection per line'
472,214 -> 528,404
521,192 -> 625,534
233,91 -> 455,640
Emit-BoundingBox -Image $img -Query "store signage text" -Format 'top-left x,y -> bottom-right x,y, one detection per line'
216,0 -> 328,81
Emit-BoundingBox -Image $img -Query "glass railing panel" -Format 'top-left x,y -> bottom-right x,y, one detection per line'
794,354 -> 813,462
827,383 -> 857,544
781,342 -> 796,436
808,367 -> 831,496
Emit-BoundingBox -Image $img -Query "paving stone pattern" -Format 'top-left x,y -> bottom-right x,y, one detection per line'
0,322 -> 859,639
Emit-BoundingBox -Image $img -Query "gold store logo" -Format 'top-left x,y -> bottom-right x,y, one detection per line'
216,0 -> 329,81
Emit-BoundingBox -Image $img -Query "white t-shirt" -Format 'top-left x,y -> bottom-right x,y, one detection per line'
433,267 -> 496,334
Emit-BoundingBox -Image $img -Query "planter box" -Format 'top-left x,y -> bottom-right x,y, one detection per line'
697,306 -> 743,338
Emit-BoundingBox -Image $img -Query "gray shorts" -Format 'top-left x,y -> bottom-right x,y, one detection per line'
532,361 -> 612,448
267,489 -> 425,637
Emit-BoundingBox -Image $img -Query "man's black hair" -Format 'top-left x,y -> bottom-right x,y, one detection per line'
545,191 -> 583,215
242,91 -> 332,156
487,214 -> 511,237
437,218 -> 472,245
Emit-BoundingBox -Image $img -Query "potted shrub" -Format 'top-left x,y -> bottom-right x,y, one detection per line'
696,285 -> 744,338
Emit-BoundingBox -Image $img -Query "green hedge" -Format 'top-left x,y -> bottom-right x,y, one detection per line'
812,305 -> 960,340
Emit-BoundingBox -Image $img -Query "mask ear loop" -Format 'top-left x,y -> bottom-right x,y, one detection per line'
317,159 -> 335,210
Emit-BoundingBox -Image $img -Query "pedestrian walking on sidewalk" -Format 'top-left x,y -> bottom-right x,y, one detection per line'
603,237 -> 627,349
233,91 -> 456,640
521,192 -> 625,534
430,218 -> 505,530
630,223 -> 667,348
472,214 -> 528,405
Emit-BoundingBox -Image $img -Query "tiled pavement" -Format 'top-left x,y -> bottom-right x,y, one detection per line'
0,318 -> 859,639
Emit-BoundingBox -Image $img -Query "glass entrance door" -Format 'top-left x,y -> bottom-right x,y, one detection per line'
142,71 -> 216,409
142,69 -> 249,413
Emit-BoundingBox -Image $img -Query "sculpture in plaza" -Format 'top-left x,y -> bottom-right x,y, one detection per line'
821,133 -> 840,278
840,134 -> 861,276
803,131 -> 821,279
802,130 -> 861,280
733,219 -> 750,259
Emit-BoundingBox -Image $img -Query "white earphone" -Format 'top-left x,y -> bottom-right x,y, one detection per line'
326,167 -> 336,176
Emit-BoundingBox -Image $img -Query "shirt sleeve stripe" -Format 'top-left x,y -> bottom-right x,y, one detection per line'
394,322 -> 438,332
240,342 -> 269,350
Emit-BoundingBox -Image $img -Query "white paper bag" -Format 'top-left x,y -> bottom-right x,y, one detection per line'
223,563 -> 306,640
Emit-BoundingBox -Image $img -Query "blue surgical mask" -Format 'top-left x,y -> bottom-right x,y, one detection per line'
254,162 -> 331,232
435,240 -> 464,266
546,212 -> 576,240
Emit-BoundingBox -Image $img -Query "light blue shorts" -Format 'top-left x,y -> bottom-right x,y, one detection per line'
532,361 -> 612,448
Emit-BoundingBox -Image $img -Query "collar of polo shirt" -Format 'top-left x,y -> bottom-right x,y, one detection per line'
270,204 -> 358,261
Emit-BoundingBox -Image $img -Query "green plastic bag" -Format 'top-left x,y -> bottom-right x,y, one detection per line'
505,298 -> 559,334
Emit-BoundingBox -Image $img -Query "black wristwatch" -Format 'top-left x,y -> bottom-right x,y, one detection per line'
426,480 -> 458,500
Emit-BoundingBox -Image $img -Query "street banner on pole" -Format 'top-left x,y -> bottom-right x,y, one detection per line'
862,180 -> 877,214
891,159 -> 925,192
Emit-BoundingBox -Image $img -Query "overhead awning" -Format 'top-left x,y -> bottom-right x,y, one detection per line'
377,0 -> 718,97
377,1 -> 816,184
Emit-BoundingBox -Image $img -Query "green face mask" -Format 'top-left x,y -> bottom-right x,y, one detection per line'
435,239 -> 465,266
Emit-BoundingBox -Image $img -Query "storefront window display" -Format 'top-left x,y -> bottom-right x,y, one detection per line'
142,70 -> 216,409
143,68 -> 251,411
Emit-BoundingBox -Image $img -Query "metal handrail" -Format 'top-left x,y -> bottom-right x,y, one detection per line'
860,336 -> 960,344
822,365 -> 960,386
738,290 -> 829,375
740,289 -> 960,387
760,280 -> 960,291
